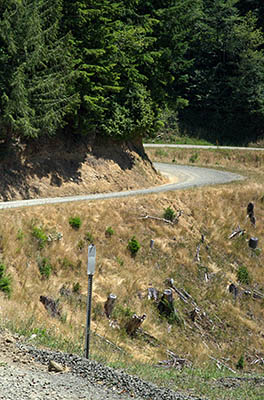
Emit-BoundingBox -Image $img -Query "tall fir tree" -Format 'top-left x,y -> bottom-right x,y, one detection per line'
60,0 -> 161,139
180,0 -> 264,143
0,0 -> 78,142
236,0 -> 264,29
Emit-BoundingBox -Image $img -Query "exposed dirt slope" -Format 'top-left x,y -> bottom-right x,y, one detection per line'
0,135 -> 164,201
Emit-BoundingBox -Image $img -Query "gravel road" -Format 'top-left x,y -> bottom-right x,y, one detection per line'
144,143 -> 264,151
0,332 -> 205,400
0,163 -> 244,210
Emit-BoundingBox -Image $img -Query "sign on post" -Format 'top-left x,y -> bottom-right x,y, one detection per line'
87,244 -> 96,275
85,244 -> 96,359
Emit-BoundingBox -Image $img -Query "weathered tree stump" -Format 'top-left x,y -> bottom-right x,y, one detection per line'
104,294 -> 117,318
247,202 -> 256,227
147,287 -> 159,302
40,296 -> 61,318
247,202 -> 254,216
125,313 -> 146,336
249,237 -> 258,249
189,308 -> 200,322
157,289 -> 174,317
59,284 -> 72,297
166,278 -> 189,304
229,283 -> 238,299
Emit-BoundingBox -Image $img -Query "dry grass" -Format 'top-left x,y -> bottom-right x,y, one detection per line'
0,150 -> 264,374
147,147 -> 264,179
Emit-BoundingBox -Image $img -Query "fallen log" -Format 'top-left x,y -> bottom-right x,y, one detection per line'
228,226 -> 245,239
139,215 -> 174,225
209,356 -> 236,374
93,332 -> 125,353
195,243 -> 201,262
156,350 -> 191,369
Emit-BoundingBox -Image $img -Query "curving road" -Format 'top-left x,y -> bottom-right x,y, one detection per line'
144,143 -> 264,151
0,163 -> 244,210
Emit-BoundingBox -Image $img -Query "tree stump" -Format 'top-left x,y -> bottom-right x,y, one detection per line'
125,313 -> 146,336
147,287 -> 159,302
249,237 -> 258,249
247,202 -> 256,226
229,283 -> 238,299
189,308 -> 200,322
40,296 -> 61,318
157,289 -> 174,318
247,202 -> 254,216
104,294 -> 117,318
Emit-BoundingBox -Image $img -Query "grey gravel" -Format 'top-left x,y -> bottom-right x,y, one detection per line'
0,342 -> 206,400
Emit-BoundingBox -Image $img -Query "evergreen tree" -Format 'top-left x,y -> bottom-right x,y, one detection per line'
60,0 -> 161,139
138,0 -> 202,110
236,0 -> 264,29
0,0 -> 78,141
180,0 -> 264,143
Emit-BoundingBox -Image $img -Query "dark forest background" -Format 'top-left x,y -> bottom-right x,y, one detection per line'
1,0 -> 264,146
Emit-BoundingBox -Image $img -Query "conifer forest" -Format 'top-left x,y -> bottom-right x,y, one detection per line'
1,0 -> 264,145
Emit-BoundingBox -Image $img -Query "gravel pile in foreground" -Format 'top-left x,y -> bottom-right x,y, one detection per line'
18,343 -> 205,400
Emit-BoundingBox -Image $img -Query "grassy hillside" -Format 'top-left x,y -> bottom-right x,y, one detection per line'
0,148 -> 263,399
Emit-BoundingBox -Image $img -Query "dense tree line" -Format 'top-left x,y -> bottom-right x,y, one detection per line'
1,0 -> 264,145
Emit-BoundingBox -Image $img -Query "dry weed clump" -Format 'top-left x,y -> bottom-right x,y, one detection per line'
0,178 -> 263,370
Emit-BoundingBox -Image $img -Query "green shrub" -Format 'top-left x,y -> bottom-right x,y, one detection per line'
84,231 -> 94,243
72,282 -> 81,294
112,304 -> 134,321
60,257 -> 75,270
0,263 -> 5,278
92,303 -> 104,321
32,226 -> 48,249
128,236 -> 141,256
236,354 -> 244,370
116,257 -> 124,266
163,207 -> 175,221
0,263 -> 11,296
38,257 -> 52,279
237,266 -> 251,285
105,226 -> 114,237
77,239 -> 85,250
69,216 -> 82,230
16,229 -> 24,240
158,298 -> 183,326
189,152 -> 199,163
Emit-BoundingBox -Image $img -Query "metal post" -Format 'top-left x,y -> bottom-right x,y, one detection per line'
85,274 -> 93,358
85,244 -> 96,359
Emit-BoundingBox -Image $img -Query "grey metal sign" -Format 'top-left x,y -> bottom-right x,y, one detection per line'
87,244 -> 96,275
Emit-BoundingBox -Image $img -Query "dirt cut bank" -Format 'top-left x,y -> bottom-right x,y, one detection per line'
0,134 -> 164,202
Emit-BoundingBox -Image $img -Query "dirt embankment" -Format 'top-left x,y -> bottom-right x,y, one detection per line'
0,135 -> 164,201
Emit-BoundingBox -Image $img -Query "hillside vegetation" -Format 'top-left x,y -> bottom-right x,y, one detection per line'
0,148 -> 263,399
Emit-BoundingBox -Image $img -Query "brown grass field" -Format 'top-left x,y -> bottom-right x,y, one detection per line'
0,147 -> 263,391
